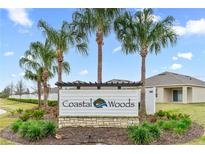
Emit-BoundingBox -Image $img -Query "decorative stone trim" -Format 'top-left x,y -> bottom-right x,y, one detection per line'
58,117 -> 139,128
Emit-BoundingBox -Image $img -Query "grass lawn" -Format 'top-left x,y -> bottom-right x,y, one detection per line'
0,98 -> 37,145
157,103 -> 205,144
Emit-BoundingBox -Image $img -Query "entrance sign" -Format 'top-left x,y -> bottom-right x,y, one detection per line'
59,89 -> 139,117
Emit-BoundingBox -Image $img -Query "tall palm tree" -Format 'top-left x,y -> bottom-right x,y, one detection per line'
19,47 -> 44,108
24,69 -> 43,108
114,9 -> 178,122
20,40 -> 70,105
38,20 -> 88,83
73,9 -> 122,83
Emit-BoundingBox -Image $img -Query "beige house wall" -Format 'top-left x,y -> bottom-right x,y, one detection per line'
156,87 -> 164,102
192,87 -> 205,103
155,86 -> 205,103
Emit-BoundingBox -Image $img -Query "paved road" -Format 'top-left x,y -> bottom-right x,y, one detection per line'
0,108 -> 6,115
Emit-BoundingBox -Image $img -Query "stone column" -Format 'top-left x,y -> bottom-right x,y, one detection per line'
182,86 -> 188,103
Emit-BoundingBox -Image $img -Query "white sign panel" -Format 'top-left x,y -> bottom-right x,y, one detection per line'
59,90 -> 139,117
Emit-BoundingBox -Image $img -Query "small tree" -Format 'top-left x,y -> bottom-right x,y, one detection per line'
0,85 -> 11,98
15,80 -> 26,98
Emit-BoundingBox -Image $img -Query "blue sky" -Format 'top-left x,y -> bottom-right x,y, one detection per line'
0,8 -> 205,91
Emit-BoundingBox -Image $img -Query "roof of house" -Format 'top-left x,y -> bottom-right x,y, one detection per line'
145,71 -> 205,87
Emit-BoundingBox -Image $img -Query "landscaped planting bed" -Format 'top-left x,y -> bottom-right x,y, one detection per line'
0,110 -> 203,144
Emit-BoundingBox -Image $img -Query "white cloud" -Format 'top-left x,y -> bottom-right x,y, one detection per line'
79,69 -> 88,75
172,56 -> 178,60
177,52 -> 193,60
3,51 -> 14,56
173,18 -> 205,36
112,46 -> 121,53
170,63 -> 183,70
6,9 -> 32,27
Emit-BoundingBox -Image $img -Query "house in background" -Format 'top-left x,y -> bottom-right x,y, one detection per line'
145,72 -> 205,103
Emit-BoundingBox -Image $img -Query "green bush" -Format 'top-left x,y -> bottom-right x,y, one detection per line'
32,110 -> 45,120
8,98 -> 38,104
42,121 -> 57,136
25,121 -> 44,141
48,100 -> 57,107
19,121 -> 30,137
19,112 -> 31,121
147,124 -> 161,139
156,120 -> 165,127
11,120 -> 23,133
12,120 -> 57,141
16,108 -> 23,114
161,120 -> 177,130
155,110 -> 166,117
19,109 -> 45,121
128,125 -> 152,144
8,98 -> 57,106
127,122 -> 161,144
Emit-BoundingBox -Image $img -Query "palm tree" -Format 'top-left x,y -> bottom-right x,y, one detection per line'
20,40 -> 70,105
114,9 -> 178,122
24,69 -> 43,108
73,9 -> 122,83
38,20 -> 87,83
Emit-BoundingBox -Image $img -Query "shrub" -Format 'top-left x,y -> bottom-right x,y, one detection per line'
48,100 -> 57,107
19,112 -> 31,121
42,121 -> 57,136
127,122 -> 161,144
173,118 -> 192,134
156,120 -> 165,127
180,118 -> 192,126
128,125 -> 152,144
161,120 -> 177,130
8,98 -> 57,106
155,110 -> 166,117
32,110 -> 45,120
11,120 -> 23,133
25,121 -> 44,141
147,124 -> 161,139
16,108 -> 23,114
19,121 -> 30,137
12,120 -> 57,141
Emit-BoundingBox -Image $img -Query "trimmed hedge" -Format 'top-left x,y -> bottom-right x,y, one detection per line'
8,98 -> 57,106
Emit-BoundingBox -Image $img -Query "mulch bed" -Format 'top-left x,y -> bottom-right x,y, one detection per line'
0,122 -> 204,145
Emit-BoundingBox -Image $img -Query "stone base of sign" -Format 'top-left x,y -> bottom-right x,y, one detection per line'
58,117 -> 139,128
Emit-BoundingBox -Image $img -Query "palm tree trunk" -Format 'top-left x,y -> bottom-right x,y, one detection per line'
43,69 -> 48,106
139,48 -> 147,122
43,80 -> 48,106
96,30 -> 103,83
57,49 -> 63,82
37,80 -> 41,108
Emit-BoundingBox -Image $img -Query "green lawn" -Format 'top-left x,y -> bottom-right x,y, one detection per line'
157,103 -> 205,144
0,98 -> 37,145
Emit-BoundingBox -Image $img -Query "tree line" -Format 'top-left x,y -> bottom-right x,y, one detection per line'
0,80 -> 30,98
